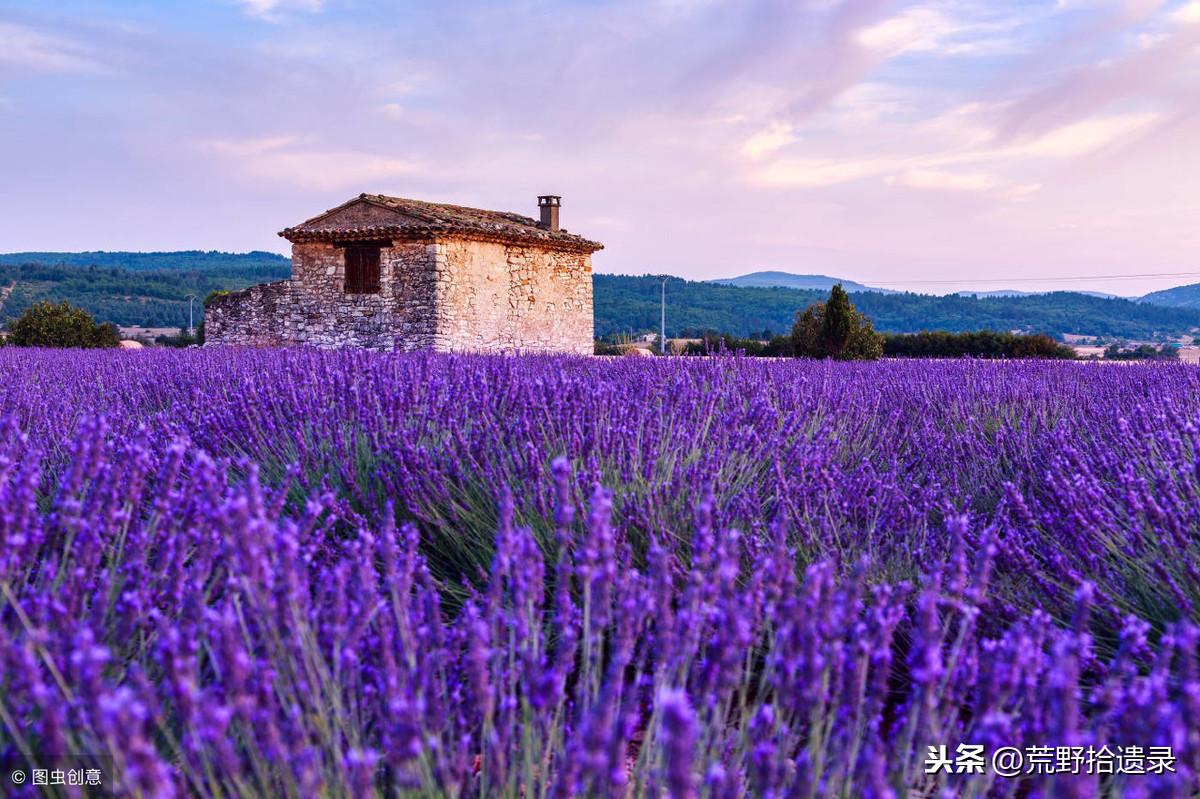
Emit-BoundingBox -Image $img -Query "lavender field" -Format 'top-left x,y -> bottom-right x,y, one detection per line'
1,348 -> 1198,797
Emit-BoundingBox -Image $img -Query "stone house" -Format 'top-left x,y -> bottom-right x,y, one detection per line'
204,194 -> 602,354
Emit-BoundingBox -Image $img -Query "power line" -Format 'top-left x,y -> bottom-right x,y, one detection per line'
863,271 -> 1200,286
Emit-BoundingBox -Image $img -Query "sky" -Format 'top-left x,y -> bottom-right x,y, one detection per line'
1,0 -> 1198,295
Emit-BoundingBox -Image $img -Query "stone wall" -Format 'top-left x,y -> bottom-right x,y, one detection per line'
434,239 -> 593,354
205,236 -> 593,354
207,240 -> 438,351
203,282 -> 290,347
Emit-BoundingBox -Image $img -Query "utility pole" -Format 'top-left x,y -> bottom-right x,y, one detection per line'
185,294 -> 197,334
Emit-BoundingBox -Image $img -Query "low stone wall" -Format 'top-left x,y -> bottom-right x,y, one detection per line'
205,282 -> 290,347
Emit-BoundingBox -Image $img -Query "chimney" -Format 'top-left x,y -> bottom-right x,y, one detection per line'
538,195 -> 561,231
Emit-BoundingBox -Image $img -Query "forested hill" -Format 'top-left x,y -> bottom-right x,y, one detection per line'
595,274 -> 1200,341
0,252 -> 291,329
3,252 -> 1198,340
1140,282 -> 1200,309
0,251 -> 289,273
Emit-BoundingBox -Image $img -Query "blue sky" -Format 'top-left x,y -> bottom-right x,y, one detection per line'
2,0 -> 1199,294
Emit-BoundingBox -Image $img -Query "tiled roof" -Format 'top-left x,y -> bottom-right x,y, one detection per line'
279,194 -> 603,252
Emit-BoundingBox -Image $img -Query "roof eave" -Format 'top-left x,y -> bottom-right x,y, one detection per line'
278,226 -> 604,254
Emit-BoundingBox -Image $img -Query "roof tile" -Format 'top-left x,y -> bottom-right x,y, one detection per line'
279,194 -> 603,252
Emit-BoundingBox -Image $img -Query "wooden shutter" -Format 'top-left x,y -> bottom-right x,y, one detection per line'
361,247 -> 380,292
344,246 -> 380,293
345,247 -> 361,293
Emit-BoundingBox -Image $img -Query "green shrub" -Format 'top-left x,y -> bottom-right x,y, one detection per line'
6,301 -> 120,349
202,290 -> 231,308
884,330 -> 1076,359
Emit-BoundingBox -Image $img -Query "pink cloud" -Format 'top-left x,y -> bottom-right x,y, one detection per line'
2,0 -> 1199,296
994,11 -> 1200,141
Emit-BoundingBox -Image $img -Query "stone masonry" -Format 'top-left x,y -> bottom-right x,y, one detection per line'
205,194 -> 602,354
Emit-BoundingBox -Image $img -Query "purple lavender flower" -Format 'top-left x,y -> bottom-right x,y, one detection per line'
658,689 -> 698,799
0,350 -> 1199,795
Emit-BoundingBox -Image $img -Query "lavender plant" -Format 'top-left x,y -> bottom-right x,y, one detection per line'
0,348 -> 1198,796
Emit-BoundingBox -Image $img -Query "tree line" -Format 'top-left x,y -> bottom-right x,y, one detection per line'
881,330 -> 1075,359
0,250 -> 289,272
675,286 -> 1077,361
595,274 -> 1200,341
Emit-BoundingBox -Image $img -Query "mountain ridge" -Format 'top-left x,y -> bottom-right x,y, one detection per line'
1139,283 -> 1200,309
710,271 -> 895,294
710,271 -> 1134,300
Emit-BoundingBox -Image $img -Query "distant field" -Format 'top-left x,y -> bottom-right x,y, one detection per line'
119,325 -> 184,340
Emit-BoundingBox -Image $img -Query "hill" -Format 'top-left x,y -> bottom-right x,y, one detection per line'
0,252 -> 291,329
3,253 -> 1197,341
0,250 -> 289,273
710,271 -> 891,293
711,272 -> 1122,300
957,289 -> 1122,299
1140,283 -> 1200,309
595,274 -> 1200,341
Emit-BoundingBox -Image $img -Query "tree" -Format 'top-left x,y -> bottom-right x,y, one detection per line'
821,284 -> 854,354
792,284 -> 883,360
791,303 -> 824,358
6,301 -> 120,349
